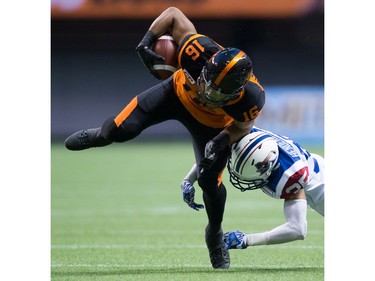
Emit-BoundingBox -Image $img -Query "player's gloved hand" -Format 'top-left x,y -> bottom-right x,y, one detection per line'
224,229 -> 248,249
199,133 -> 230,173
136,30 -> 165,80
199,140 -> 219,171
181,180 -> 204,211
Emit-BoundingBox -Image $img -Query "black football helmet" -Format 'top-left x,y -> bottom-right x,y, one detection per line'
197,47 -> 253,107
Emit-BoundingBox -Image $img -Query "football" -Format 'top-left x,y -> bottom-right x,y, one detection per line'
152,33 -> 178,79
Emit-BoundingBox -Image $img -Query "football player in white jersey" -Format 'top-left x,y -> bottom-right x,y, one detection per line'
180,126 -> 324,250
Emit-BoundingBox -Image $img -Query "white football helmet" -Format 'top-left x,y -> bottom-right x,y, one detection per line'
228,131 -> 279,191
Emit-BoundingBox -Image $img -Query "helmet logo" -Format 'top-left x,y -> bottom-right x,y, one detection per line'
255,161 -> 270,176
255,151 -> 277,176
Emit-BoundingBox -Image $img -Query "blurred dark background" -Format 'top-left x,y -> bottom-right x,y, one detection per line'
51,4 -> 324,142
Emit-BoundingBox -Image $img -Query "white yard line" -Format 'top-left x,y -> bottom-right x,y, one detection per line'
51,263 -> 324,268
51,244 -> 323,249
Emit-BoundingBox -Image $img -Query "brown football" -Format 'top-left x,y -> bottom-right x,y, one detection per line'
152,33 -> 178,79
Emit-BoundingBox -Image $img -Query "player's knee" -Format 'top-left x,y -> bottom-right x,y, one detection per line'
101,117 -> 142,142
296,230 -> 307,241
101,117 -> 119,141
197,174 -> 217,194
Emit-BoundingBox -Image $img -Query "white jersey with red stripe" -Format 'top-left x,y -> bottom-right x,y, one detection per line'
251,127 -> 324,211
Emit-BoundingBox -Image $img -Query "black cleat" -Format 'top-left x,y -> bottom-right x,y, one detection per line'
65,128 -> 110,151
205,225 -> 230,269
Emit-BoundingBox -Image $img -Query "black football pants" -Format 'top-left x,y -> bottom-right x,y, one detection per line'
101,76 -> 229,228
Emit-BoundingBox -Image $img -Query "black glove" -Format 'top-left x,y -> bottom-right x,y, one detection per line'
199,133 -> 230,172
200,140 -> 219,170
136,30 -> 165,80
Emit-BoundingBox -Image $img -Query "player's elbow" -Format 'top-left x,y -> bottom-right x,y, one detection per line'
289,220 -> 307,241
164,7 -> 183,17
294,229 -> 307,241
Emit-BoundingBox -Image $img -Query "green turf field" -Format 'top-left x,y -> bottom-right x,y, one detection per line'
51,142 -> 324,281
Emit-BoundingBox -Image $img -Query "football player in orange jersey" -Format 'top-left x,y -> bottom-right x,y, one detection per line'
65,7 -> 266,269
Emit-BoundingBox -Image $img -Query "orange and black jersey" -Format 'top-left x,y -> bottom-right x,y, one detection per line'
173,34 -> 265,128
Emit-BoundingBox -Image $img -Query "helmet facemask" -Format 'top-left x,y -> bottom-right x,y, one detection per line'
227,161 -> 268,192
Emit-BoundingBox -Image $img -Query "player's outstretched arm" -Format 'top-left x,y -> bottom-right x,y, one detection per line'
225,194 -> 308,249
